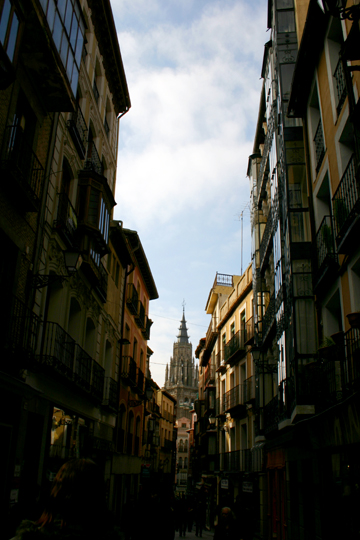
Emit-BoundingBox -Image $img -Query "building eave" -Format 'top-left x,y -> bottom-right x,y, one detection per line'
123,229 -> 159,300
87,0 -> 131,115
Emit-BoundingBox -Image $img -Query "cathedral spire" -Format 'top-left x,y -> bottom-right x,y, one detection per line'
177,306 -> 189,343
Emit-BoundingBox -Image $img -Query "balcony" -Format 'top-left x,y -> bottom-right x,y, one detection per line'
121,355 -> 137,386
67,107 -> 88,159
262,291 -> 276,344
334,57 -> 347,117
221,449 -> 252,473
54,193 -> 78,247
0,125 -> 44,212
216,397 -> 226,417
137,368 -> 145,394
126,284 -> 139,315
344,326 -> 360,391
103,377 -> 118,410
38,322 -> 105,402
142,316 -> 153,340
224,384 -> 247,416
135,301 -> 146,330
2,296 -> 41,373
314,215 -> 338,290
314,118 -> 326,173
224,330 -> 247,365
332,155 -> 360,254
84,141 -> 103,177
205,363 -> 216,387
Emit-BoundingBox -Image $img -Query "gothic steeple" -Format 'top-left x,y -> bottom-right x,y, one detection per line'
177,308 -> 189,344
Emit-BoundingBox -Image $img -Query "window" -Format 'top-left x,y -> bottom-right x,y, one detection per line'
39,0 -> 85,95
0,0 -> 19,62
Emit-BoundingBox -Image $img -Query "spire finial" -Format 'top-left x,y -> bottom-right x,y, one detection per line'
182,299 -> 186,311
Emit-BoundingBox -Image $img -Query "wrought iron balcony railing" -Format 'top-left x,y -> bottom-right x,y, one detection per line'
84,141 -> 104,176
126,283 -> 139,315
314,118 -> 326,173
224,330 -> 246,363
67,106 -> 88,158
205,363 -> 216,387
334,57 -> 347,116
344,326 -> 360,390
224,384 -> 246,411
121,355 -> 137,385
1,125 -> 44,211
135,301 -> 146,329
2,296 -> 41,367
142,316 -> 153,340
332,154 -> 358,244
315,215 -> 337,272
38,322 -> 105,401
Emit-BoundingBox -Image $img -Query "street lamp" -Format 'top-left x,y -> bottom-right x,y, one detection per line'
33,249 -> 82,289
317,0 -> 360,19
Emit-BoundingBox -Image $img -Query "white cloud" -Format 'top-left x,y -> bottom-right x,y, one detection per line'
112,0 -> 267,387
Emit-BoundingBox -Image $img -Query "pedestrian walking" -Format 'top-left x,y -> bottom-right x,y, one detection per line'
213,507 -> 239,540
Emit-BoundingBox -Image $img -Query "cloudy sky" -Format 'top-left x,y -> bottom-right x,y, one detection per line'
111,0 -> 268,387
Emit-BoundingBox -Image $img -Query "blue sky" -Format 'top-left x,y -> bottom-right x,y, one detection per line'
112,0 -> 268,387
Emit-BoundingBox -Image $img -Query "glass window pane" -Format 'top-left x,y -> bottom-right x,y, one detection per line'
75,32 -> 83,66
64,1 -> 72,34
277,10 -> 295,33
58,0 -> 67,20
66,50 -> 74,81
0,0 -> 11,45
277,0 -> 293,7
60,34 -> 69,66
6,10 -> 18,61
53,13 -> 62,51
70,13 -> 78,50
71,65 -> 79,95
47,0 -> 56,32
39,0 -> 48,13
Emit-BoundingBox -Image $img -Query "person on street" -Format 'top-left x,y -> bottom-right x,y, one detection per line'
213,507 -> 238,540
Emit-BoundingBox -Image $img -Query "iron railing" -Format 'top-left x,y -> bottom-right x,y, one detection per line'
67,106 -> 88,157
224,330 -> 246,362
332,154 -> 358,239
74,344 -> 92,391
344,326 -> 360,390
334,57 -> 347,116
262,292 -> 276,343
142,316 -> 153,340
3,296 -> 41,362
121,355 -> 137,385
314,118 -> 325,173
221,449 -> 252,473
1,124 -> 44,208
126,284 -> 139,315
315,215 -> 337,271
215,273 -> 233,287
41,322 -> 76,378
84,141 -> 103,176
224,384 -> 246,411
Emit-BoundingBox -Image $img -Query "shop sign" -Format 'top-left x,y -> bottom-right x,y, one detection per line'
221,479 -> 229,490
243,481 -> 253,493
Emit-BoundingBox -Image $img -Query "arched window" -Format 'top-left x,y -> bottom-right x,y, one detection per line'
179,439 -> 184,453
84,317 -> 96,356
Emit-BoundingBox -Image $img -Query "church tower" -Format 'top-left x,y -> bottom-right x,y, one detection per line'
164,308 -> 198,420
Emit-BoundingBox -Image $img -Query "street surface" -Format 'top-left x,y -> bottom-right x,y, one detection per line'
176,527 -> 214,540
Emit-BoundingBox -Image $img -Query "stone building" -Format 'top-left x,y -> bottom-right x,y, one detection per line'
164,309 -> 198,420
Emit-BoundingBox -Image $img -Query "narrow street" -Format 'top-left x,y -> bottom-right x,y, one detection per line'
175,527 -> 214,540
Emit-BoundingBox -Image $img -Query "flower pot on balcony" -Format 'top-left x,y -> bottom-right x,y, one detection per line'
347,312 -> 360,330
